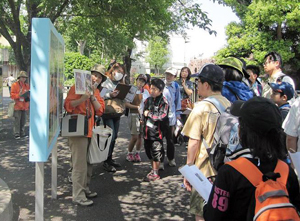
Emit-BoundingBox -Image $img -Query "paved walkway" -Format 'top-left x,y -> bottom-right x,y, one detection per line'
0,87 -> 193,220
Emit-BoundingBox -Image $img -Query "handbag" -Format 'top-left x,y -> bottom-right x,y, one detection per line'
88,125 -> 112,164
8,101 -> 15,117
61,101 -> 90,137
103,98 -> 125,118
61,114 -> 89,137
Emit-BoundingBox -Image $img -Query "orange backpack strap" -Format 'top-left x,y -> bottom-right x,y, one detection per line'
274,160 -> 289,185
226,158 -> 289,186
226,157 -> 262,186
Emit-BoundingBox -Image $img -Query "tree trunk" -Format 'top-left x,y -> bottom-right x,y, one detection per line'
76,40 -> 86,55
276,22 -> 282,40
123,48 -> 132,84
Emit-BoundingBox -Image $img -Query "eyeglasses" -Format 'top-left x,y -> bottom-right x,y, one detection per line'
263,60 -> 275,66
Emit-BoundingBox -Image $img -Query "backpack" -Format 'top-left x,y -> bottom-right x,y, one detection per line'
227,157 -> 300,221
209,108 -> 252,171
202,98 -> 249,171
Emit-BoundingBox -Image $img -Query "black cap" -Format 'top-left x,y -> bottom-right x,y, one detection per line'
151,78 -> 165,91
194,64 -> 224,84
230,97 -> 282,135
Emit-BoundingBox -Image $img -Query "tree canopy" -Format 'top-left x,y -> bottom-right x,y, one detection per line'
0,0 -> 70,71
214,0 -> 300,85
145,36 -> 169,74
0,0 -> 216,74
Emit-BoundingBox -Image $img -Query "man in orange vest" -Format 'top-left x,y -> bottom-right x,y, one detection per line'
11,71 -> 30,139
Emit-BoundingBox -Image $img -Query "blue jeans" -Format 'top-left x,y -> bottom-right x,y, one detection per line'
103,117 -> 121,161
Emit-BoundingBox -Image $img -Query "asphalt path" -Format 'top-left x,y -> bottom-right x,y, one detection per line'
0,87 -> 193,221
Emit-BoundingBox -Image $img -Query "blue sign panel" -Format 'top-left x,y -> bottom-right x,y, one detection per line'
29,18 -> 64,162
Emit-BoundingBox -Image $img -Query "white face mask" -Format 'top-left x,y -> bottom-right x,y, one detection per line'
166,78 -> 173,85
114,72 -> 123,81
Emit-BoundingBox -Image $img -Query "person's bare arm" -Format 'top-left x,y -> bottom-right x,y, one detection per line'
286,135 -> 298,152
184,138 -> 200,191
70,92 -> 90,107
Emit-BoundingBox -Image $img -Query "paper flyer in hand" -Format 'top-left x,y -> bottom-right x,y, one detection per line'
179,164 -> 212,202
74,69 -> 92,94
289,151 -> 300,177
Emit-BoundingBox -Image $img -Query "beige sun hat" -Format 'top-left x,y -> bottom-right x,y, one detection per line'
91,64 -> 107,81
17,71 -> 28,79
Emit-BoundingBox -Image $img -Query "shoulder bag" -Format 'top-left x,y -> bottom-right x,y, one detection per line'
61,100 -> 91,137
88,125 -> 112,164
8,101 -> 15,118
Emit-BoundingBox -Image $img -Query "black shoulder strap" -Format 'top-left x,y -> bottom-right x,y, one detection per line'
276,75 -> 285,83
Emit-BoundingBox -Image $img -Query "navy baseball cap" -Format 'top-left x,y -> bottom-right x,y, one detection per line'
230,97 -> 282,135
193,64 -> 225,84
269,82 -> 294,100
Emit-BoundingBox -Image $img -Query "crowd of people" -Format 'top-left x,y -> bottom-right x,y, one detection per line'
7,51 -> 300,219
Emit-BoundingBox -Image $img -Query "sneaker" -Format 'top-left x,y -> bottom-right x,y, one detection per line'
143,171 -> 153,181
146,173 -> 160,182
21,134 -> 29,138
85,191 -> 97,198
109,159 -> 121,167
168,159 -> 176,167
126,153 -> 135,162
103,162 -> 116,172
68,175 -> 72,183
159,163 -> 164,171
134,152 -> 141,162
15,135 -> 20,140
73,198 -> 93,206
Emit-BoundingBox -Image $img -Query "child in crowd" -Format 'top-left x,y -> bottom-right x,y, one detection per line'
270,82 -> 294,121
246,65 -> 263,96
143,78 -> 169,181
125,74 -> 149,162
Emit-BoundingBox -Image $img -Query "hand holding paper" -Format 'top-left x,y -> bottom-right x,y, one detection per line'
179,164 -> 212,202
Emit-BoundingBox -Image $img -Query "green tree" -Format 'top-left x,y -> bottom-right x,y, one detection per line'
1,0 -> 217,74
146,36 -> 169,74
64,52 -> 93,85
0,0 -> 70,72
61,0 -> 217,77
214,0 -> 300,82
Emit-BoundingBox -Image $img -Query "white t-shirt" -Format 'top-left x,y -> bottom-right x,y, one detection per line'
282,97 -> 300,151
6,76 -> 15,86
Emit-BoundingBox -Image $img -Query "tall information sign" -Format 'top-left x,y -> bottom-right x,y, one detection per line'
29,18 -> 64,220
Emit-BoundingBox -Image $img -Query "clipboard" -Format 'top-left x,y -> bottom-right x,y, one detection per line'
20,90 -> 30,98
114,83 -> 132,100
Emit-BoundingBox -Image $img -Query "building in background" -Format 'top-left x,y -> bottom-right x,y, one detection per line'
0,35 -> 19,79
131,34 -> 192,76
